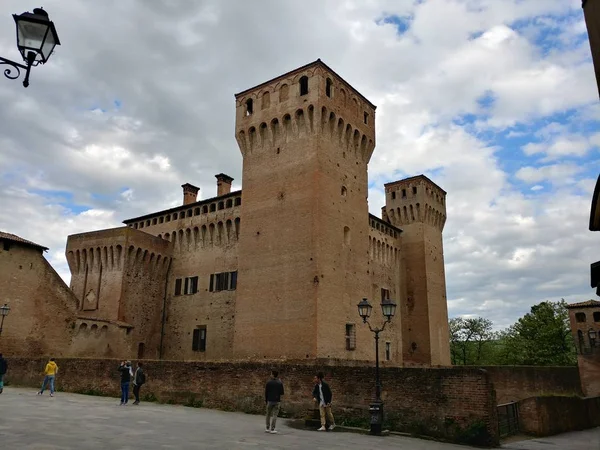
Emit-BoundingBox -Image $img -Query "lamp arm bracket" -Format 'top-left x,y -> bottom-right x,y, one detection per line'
0,56 -> 28,81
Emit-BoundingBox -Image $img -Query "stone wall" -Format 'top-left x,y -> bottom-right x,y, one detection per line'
3,358 -> 499,446
476,366 -> 582,404
518,396 -> 600,437
0,243 -> 78,356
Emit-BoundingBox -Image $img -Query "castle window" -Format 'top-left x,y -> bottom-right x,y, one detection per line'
218,201 -> 224,210
364,112 -> 368,124
139,223 -> 144,229
576,312 -> 586,323
152,218 -> 157,225
209,271 -> 237,292
235,197 -> 241,206
326,78 -> 333,98
203,205 -> 208,214
210,204 -> 216,212
194,208 -> 200,216
412,186 -> 417,195
594,312 -> 600,322
146,220 -> 150,226
245,98 -> 253,116
341,186 -> 347,197
179,212 -> 185,219
345,324 -> 356,350
279,84 -> 289,102
184,276 -> 199,295
385,342 -> 391,361
186,210 -> 192,217
381,288 -> 390,302
159,217 -> 164,224
174,278 -> 182,296
137,343 -> 145,359
402,189 -> 407,198
226,199 -> 233,208
192,326 -> 207,352
391,191 -> 396,200
166,215 -> 171,222
262,91 -> 270,109
229,271 -> 238,290
133,223 -> 138,229
299,76 -> 309,96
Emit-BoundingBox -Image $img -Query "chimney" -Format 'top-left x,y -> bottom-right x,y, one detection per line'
215,173 -> 234,196
181,183 -> 200,205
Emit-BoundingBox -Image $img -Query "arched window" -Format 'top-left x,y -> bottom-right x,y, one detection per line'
186,209 -> 192,217
235,197 -> 241,206
194,208 -> 200,216
299,76 -> 308,96
179,212 -> 185,219
245,98 -> 253,116
262,91 -> 270,109
279,84 -> 289,102
210,203 -> 216,212
218,201 -> 224,210
226,199 -> 233,208
166,215 -> 171,222
326,78 -> 333,97
152,218 -> 157,225
576,313 -> 587,323
202,205 -> 208,214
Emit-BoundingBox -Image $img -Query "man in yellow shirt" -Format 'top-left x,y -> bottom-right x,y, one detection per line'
38,358 -> 58,397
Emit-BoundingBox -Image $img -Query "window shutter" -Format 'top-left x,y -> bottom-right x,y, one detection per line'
223,272 -> 229,291
175,278 -> 182,296
209,274 -> 214,292
200,327 -> 206,352
191,276 -> 198,294
184,277 -> 190,295
230,271 -> 237,290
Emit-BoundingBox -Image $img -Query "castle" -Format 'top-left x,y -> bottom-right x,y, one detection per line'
2,60 -> 451,366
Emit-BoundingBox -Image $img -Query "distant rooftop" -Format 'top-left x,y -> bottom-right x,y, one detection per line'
0,231 -> 48,251
566,299 -> 600,309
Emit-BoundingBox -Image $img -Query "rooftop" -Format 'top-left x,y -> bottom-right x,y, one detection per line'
0,231 -> 48,251
384,174 -> 447,194
234,59 -> 377,110
566,299 -> 600,309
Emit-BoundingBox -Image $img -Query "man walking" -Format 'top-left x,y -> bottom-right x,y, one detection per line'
264,370 -> 284,434
0,353 -> 7,394
132,362 -> 146,405
38,358 -> 59,397
312,371 -> 335,431
118,360 -> 133,405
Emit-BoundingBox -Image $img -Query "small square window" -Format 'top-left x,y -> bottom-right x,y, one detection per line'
192,326 -> 207,352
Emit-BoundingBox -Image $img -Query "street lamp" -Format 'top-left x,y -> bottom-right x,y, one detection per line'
0,304 -> 10,337
0,8 -> 60,88
357,297 -> 397,435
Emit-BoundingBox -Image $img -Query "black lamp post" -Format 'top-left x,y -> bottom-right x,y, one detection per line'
0,304 -> 10,338
357,296 -> 397,435
0,8 -> 60,88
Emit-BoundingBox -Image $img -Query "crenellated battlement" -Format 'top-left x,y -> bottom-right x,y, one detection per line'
384,175 -> 447,231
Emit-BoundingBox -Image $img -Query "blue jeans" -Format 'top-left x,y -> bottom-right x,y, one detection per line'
40,375 -> 55,394
121,382 -> 130,404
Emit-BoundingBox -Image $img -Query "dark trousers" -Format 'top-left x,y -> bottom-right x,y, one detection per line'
133,384 -> 141,403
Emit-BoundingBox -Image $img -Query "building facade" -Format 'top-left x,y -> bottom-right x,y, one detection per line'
567,300 -> 600,397
6,60 -> 451,365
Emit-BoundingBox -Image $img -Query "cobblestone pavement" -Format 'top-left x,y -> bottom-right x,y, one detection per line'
0,388 -> 597,449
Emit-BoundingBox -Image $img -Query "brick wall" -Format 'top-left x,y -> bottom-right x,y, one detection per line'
518,396 -> 600,436
578,354 -> 600,397
4,358 -> 498,446
477,366 -> 582,404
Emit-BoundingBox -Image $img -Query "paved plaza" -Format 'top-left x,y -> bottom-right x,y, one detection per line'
0,388 -> 598,449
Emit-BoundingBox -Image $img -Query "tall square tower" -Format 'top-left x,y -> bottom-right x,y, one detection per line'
232,60 -> 377,359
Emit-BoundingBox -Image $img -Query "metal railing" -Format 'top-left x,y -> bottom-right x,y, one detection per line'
497,402 -> 519,438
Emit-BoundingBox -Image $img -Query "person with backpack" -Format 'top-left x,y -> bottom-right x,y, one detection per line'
264,369 -> 284,434
132,362 -> 146,405
118,360 -> 133,405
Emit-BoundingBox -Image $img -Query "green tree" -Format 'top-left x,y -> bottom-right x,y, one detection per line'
500,300 -> 576,366
449,317 -> 494,365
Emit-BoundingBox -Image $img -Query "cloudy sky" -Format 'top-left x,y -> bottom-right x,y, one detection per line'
0,0 -> 598,329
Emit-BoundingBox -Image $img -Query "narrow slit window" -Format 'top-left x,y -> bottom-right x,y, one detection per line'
364,112 -> 368,124
385,342 -> 391,361
345,324 -> 356,350
326,78 -> 332,97
299,76 -> 309,96
174,278 -> 182,296
245,99 -> 253,116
